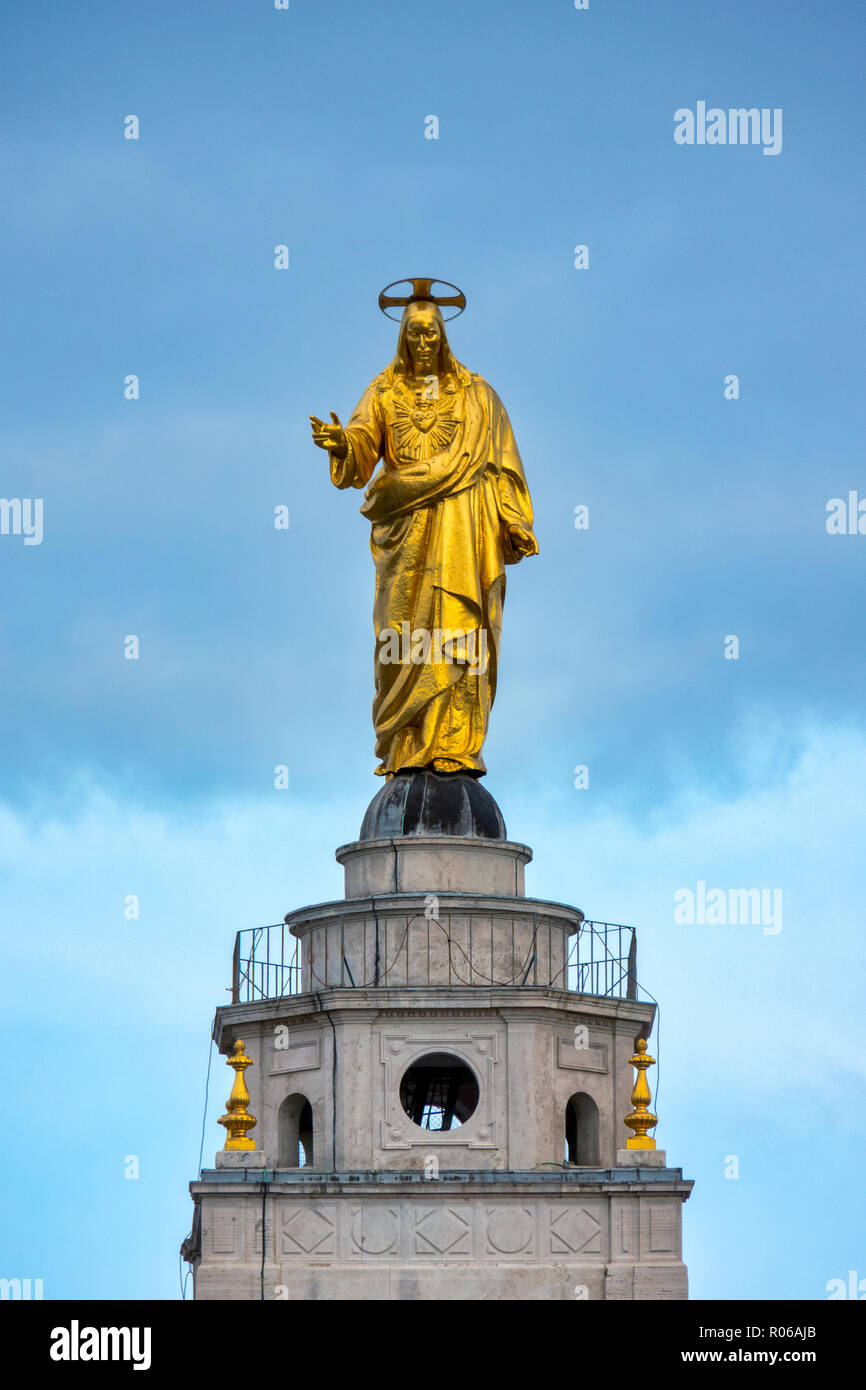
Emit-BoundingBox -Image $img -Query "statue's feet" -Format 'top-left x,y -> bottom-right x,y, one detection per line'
429,757 -> 479,775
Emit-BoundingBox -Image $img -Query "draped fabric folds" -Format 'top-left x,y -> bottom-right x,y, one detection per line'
330,347 -> 537,777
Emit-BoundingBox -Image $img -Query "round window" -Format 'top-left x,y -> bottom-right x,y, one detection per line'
399,1052 -> 479,1131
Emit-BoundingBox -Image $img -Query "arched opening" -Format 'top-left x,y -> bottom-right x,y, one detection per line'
565,1092 -> 599,1165
278,1093 -> 314,1167
399,1052 -> 479,1131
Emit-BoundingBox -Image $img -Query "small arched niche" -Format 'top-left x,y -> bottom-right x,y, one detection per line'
565,1092 -> 599,1165
278,1092 -> 314,1168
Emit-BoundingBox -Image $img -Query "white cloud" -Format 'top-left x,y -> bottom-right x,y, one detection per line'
526,720 -> 865,1103
1,720 -> 861,1108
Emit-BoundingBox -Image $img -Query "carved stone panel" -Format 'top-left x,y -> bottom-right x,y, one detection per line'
546,1204 -> 604,1257
267,1036 -> 322,1074
349,1205 -> 401,1258
413,1205 -> 473,1258
611,1196 -> 637,1258
196,1187 -> 688,1294
378,1031 -> 499,1151
484,1206 -> 536,1258
209,1206 -> 241,1258
279,1204 -> 336,1257
643,1199 -> 679,1257
556,1037 -> 609,1073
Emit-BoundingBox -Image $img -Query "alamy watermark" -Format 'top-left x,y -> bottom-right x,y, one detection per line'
1,1277 -> 43,1300
50,1323 -> 151,1370
826,492 -> 866,535
674,103 -> 782,156
378,624 -> 488,673
0,498 -> 43,545
674,880 -> 782,935
826,1270 -> 865,1300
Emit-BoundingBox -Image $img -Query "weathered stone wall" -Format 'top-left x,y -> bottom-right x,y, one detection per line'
190,1178 -> 690,1301
209,988 -> 655,1171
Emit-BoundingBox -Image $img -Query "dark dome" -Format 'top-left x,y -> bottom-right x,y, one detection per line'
360,770 -> 507,841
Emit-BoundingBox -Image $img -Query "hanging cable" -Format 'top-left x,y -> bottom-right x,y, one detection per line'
180,1016 -> 217,1298
197,1021 -> 216,1179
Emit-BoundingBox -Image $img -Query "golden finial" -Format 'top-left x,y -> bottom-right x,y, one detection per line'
624,1037 -> 658,1149
218,1039 -> 257,1150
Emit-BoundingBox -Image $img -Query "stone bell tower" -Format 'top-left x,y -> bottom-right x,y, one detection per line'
184,771 -> 692,1300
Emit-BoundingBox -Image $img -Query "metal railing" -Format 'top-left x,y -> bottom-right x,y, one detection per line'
232,918 -> 638,1005
569,921 -> 637,1000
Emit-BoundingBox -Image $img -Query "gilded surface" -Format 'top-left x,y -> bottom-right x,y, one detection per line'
218,1039 -> 257,1150
625,1038 -> 658,1150
310,294 -> 538,777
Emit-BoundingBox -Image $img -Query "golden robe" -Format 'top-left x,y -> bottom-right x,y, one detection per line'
330,360 -> 537,776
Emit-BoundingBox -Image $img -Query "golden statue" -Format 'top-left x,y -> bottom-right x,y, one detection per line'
310,278 -> 538,779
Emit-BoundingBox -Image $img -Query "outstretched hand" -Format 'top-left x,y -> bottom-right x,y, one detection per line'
309,411 -> 348,459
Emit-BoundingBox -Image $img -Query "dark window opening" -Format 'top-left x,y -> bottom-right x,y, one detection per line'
399,1052 -> 479,1131
565,1092 -> 600,1165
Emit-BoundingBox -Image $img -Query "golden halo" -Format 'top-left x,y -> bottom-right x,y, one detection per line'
378,277 -> 467,322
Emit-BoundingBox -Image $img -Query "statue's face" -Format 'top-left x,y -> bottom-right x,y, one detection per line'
405,308 -> 441,375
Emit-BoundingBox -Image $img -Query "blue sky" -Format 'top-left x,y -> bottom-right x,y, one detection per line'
1,0 -> 864,1300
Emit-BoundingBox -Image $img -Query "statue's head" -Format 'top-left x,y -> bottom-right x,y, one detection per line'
377,279 -> 467,389
404,302 -> 442,375
390,300 -> 462,387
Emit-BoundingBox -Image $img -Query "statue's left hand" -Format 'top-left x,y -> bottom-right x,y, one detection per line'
506,524 -> 538,557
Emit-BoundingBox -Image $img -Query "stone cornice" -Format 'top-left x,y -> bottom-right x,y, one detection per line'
212,988 -> 655,1049
191,1168 -> 694,1198
335,835 -> 534,862
284,892 -> 584,932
